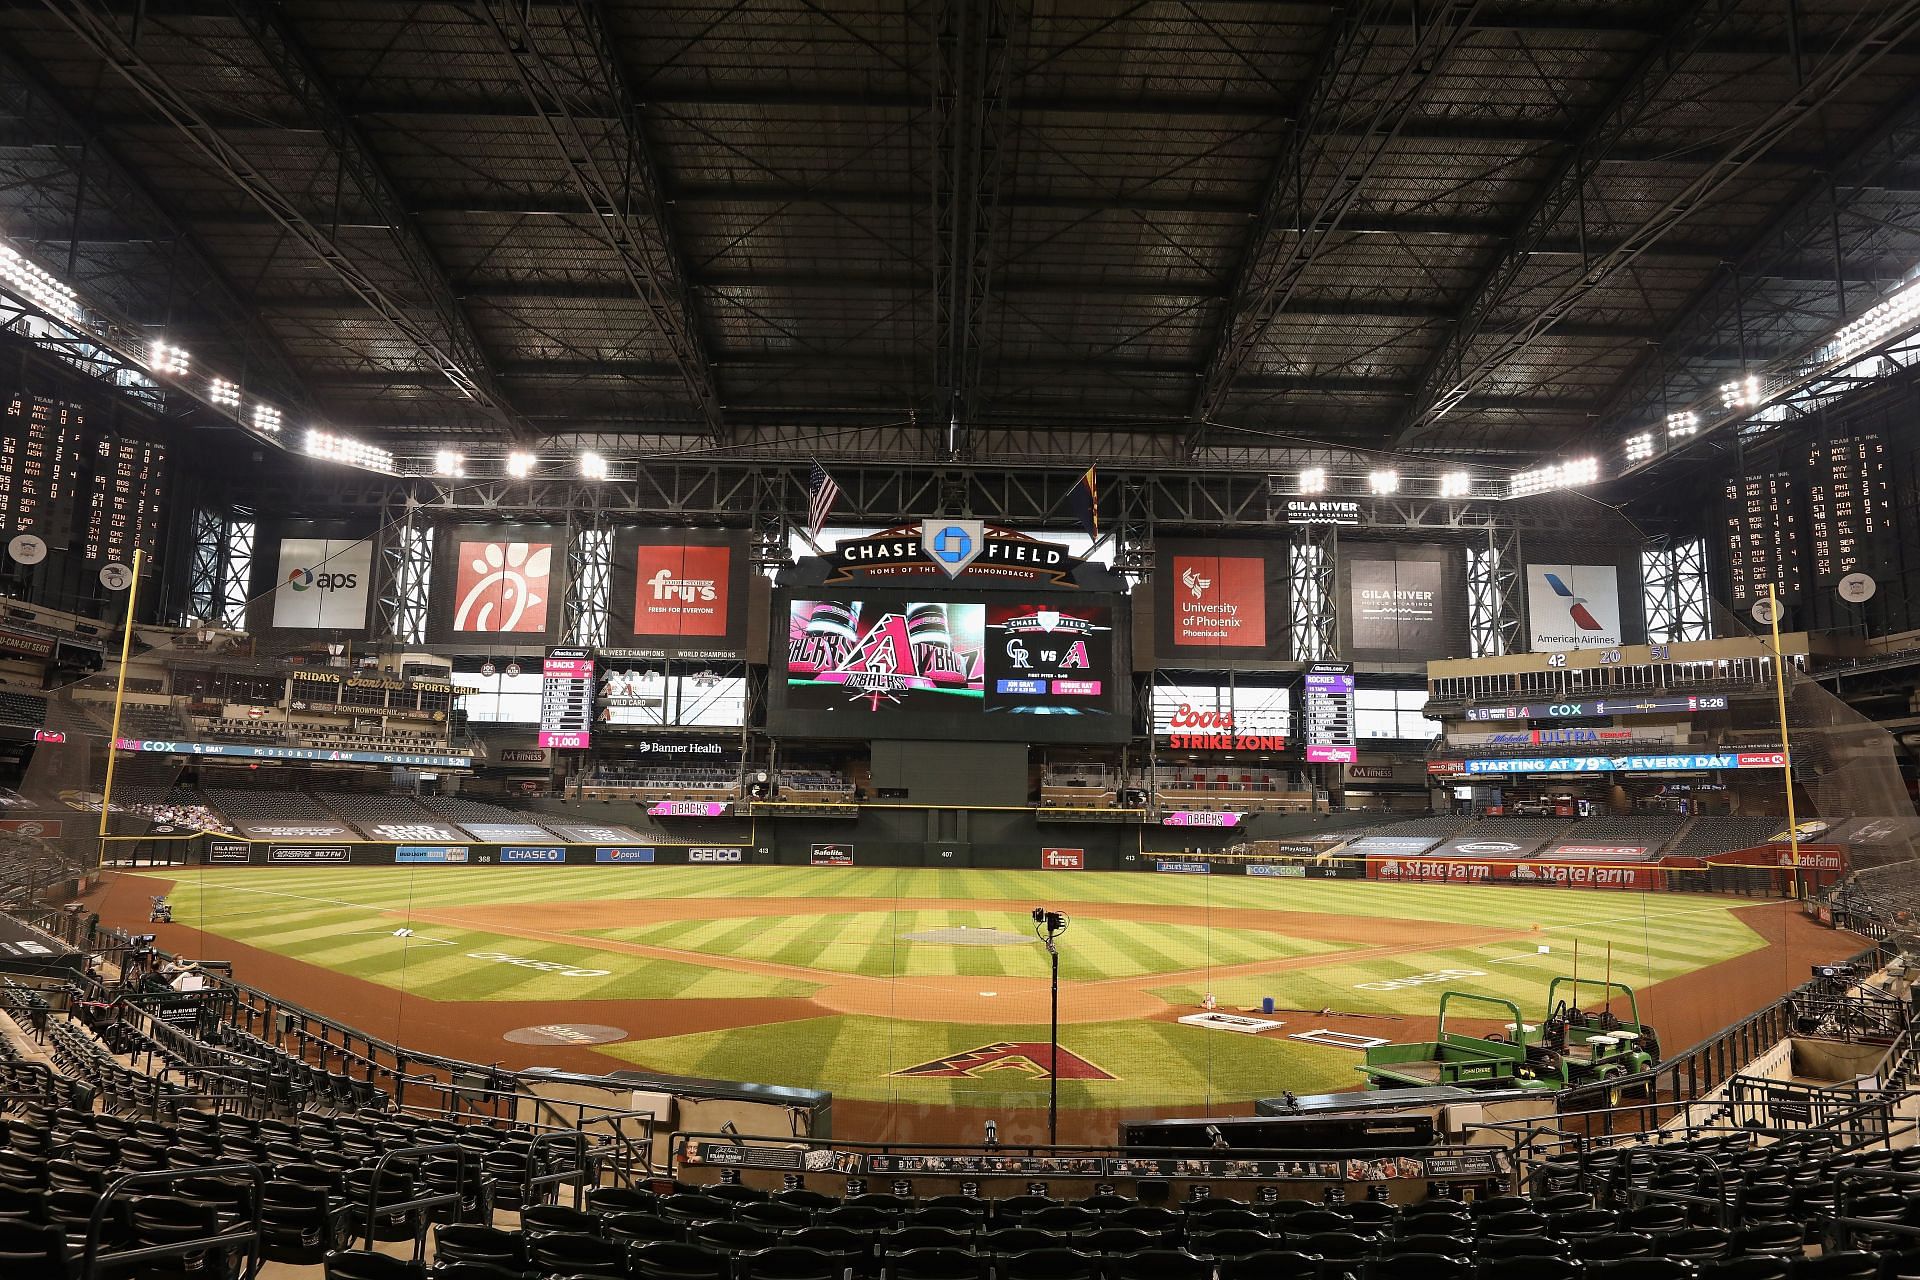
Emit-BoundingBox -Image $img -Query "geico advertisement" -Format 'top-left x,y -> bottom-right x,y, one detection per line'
271,537 -> 373,630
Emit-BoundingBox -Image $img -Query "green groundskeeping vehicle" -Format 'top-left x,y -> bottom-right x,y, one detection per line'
1360,981 -> 1659,1094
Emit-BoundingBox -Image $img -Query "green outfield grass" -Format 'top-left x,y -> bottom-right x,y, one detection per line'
130,865 -> 1782,1107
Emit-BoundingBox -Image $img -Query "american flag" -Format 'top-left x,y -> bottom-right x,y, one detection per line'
806,459 -> 842,542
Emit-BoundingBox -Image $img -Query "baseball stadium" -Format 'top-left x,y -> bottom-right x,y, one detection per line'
0,3 -> 1918,1277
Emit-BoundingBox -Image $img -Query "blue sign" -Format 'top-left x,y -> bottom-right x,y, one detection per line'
113,736 -> 472,769
1155,860 -> 1211,875
396,845 -> 469,863
499,847 -> 567,863
1462,753 -> 1754,775
996,678 -> 1047,695
595,847 -> 656,864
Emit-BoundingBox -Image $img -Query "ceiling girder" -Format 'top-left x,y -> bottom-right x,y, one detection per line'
40,0 -> 532,440
1186,0 -> 1489,448
1394,0 -> 1920,447
467,0 -> 725,443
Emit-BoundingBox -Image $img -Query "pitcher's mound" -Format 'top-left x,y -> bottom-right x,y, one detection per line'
899,927 -> 1031,946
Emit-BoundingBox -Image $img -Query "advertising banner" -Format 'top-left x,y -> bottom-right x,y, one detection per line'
1366,856 -> 1660,889
594,847 -> 656,864
266,846 -> 350,864
607,527 -> 750,657
206,839 -> 251,864
395,845 -> 469,864
1153,538 -> 1286,664
688,848 -> 744,863
1526,564 -> 1623,651
1154,860 -> 1211,874
1432,832 -> 1554,859
647,800 -> 732,818
1545,844 -> 1649,860
461,822 -> 556,843
1707,844 -> 1848,872
236,817 -> 352,840
115,738 -> 472,770
1339,544 -> 1463,661
499,847 -> 566,863
359,822 -> 467,843
1159,703 -> 1287,751
1462,753 -> 1776,774
547,822 -> 646,844
269,536 -> 374,631
1160,811 -> 1243,828
1040,848 -> 1085,870
1344,834 -> 1444,857
1247,863 -> 1307,878
811,843 -> 854,866
428,524 -> 562,643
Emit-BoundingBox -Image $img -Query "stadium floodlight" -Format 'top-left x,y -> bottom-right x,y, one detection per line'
208,377 -> 241,409
147,340 -> 190,376
1624,432 -> 1654,462
1297,466 -> 1328,494
1828,274 -> 1920,364
578,451 -> 610,480
1509,456 -> 1600,499
506,451 -> 537,479
1666,410 -> 1698,439
1368,469 -> 1399,495
0,244 -> 80,320
433,449 -> 466,478
1720,374 -> 1761,409
251,404 -> 282,434
304,428 -> 396,475
1438,470 -> 1472,498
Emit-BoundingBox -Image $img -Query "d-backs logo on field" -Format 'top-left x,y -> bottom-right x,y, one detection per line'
891,1042 -> 1115,1081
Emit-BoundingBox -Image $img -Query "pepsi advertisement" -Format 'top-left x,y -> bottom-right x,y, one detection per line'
772,590 -> 1129,742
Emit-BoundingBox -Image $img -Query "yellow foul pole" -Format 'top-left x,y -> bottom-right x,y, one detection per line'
95,549 -> 145,870
1765,581 -> 1802,899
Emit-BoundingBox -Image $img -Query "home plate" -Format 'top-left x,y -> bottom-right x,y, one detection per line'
1179,1012 -> 1285,1035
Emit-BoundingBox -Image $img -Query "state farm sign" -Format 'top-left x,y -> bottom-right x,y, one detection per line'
1041,848 -> 1085,870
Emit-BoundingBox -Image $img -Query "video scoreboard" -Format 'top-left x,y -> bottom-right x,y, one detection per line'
1805,434 -> 1891,585
1303,663 -> 1356,763
1,392 -> 168,567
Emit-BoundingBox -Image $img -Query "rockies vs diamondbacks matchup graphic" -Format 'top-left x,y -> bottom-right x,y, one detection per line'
784,597 -> 1117,719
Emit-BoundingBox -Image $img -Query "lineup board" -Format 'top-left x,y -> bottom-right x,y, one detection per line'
538,646 -> 595,749
1805,434 -> 1891,585
1303,663 -> 1356,763
1,393 -> 168,566
1722,471 -> 1803,609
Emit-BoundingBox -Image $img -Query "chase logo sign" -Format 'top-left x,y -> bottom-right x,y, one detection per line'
922,520 -> 985,578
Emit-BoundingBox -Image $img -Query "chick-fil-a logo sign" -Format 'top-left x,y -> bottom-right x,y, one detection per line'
1161,703 -> 1287,751
453,541 -> 552,634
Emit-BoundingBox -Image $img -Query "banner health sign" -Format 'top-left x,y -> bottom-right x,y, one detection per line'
596,847 -> 657,864
396,846 -> 469,863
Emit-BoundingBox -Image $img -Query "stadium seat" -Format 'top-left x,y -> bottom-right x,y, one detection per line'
1364,1256 -> 1472,1280
1791,1255 -> 1886,1279
526,1231 -> 630,1278
1215,1250 -> 1319,1280
587,1188 -> 661,1217
981,1227 -> 1058,1256
1083,1226 -> 1172,1254
1110,1249 -> 1211,1280
629,1240 -> 740,1280
605,1213 -> 686,1246
1187,1226 -> 1276,1259
998,1247 -> 1100,1280
522,1204 -> 602,1237
884,1245 -> 986,1280
435,1224 -> 528,1269
325,1251 -> 430,1280
738,1201 -> 814,1231
692,1220 -> 781,1254
1586,1262 -> 1695,1280
1479,1259 -> 1584,1280
739,1244 -> 864,1280
0,1219 -> 67,1280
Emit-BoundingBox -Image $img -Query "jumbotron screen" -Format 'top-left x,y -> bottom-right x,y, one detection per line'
772,591 -> 1129,741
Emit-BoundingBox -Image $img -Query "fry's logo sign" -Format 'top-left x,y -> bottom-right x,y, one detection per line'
1161,703 -> 1287,751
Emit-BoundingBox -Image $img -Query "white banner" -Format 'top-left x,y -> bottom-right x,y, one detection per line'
271,537 -> 373,630
1526,564 -> 1622,650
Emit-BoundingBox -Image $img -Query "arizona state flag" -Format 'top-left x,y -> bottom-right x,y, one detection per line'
1067,466 -> 1099,538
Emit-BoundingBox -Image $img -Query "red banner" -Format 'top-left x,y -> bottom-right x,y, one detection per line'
1706,843 -> 1848,872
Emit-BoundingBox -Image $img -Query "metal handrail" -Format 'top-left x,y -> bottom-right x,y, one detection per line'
359,1141 -> 484,1258
80,1161 -> 265,1280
